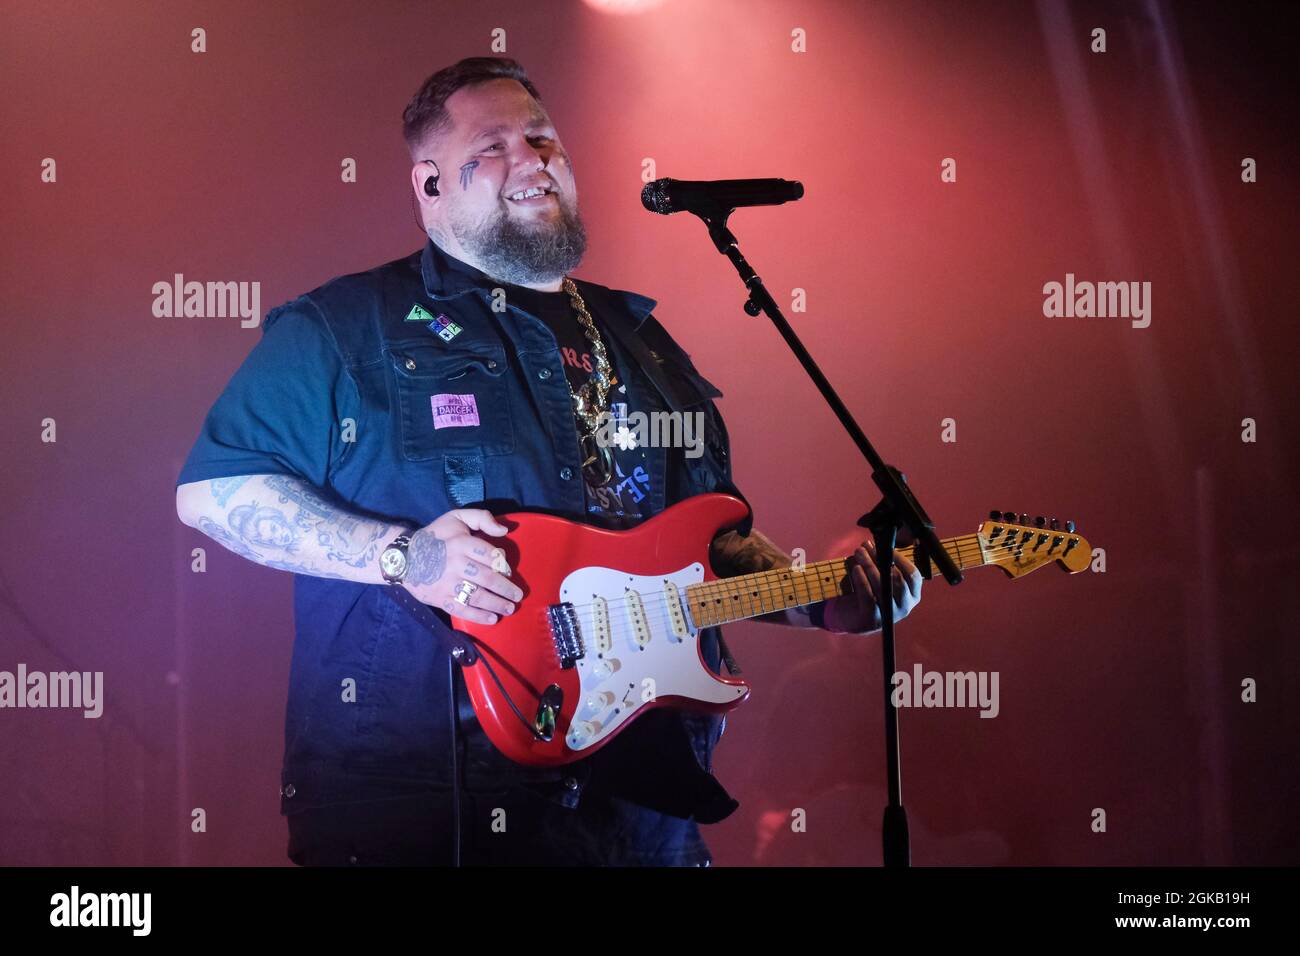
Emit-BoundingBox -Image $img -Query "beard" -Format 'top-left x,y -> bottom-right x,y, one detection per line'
448,196 -> 588,286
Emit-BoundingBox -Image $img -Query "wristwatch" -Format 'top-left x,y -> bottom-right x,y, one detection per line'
379,533 -> 413,584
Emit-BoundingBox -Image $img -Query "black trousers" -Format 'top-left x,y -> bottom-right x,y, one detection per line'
286,664 -> 714,867
285,786 -> 712,867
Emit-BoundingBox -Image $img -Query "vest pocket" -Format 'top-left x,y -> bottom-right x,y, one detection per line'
385,342 -> 514,460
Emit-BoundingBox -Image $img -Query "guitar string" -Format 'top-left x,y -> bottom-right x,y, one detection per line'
467,531 -> 1069,629
517,533 -> 1078,627
544,539 -> 978,620
548,534 -> 1059,619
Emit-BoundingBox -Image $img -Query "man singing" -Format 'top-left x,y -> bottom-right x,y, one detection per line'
175,56 -> 923,866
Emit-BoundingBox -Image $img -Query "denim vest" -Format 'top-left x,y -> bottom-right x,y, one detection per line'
268,241 -> 753,844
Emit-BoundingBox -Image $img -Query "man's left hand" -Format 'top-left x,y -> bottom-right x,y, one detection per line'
822,538 -> 923,634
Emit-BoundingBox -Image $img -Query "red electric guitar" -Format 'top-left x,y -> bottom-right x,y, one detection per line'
451,493 -> 1092,766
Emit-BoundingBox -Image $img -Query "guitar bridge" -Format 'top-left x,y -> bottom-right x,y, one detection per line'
547,602 -> 584,669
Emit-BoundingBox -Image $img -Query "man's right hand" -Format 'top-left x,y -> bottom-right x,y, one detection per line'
400,508 -> 523,625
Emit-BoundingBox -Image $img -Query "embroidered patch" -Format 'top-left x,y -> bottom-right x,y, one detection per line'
404,303 -> 436,323
431,393 -> 480,429
427,314 -> 463,342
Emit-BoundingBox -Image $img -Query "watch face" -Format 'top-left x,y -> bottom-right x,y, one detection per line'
381,547 -> 407,579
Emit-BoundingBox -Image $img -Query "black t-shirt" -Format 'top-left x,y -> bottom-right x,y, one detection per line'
503,283 -> 654,527
430,250 -> 654,525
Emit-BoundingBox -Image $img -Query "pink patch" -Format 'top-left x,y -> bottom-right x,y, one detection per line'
430,393 -> 480,429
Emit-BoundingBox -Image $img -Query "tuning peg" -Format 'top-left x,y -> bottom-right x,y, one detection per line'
989,510 -> 1001,520
1002,512 -> 1016,522
1065,519 -> 1076,533
1019,513 -> 1029,525
1034,515 -> 1045,528
1050,517 -> 1059,531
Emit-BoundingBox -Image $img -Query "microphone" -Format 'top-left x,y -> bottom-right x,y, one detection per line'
640,177 -> 804,216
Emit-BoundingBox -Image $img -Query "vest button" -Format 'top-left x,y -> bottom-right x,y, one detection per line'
404,357 -> 417,371
282,784 -> 296,798
487,359 -> 498,369
563,776 -> 579,791
538,367 -> 552,380
559,467 -> 574,481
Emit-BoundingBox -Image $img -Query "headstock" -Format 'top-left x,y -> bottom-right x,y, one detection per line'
977,511 -> 1092,578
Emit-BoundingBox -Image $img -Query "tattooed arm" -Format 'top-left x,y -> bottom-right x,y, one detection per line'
708,528 -> 821,629
176,475 -> 409,584
176,475 -> 523,624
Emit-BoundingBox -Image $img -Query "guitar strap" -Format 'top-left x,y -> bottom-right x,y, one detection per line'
717,633 -> 742,676
381,583 -> 479,665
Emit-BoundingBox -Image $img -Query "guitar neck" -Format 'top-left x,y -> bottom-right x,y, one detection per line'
686,534 -> 988,628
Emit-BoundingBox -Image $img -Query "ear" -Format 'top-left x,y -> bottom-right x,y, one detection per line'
411,159 -> 440,196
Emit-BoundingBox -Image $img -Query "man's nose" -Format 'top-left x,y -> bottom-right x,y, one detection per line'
511,140 -> 550,170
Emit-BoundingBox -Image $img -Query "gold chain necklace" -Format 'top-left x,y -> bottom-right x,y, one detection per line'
560,276 -> 616,486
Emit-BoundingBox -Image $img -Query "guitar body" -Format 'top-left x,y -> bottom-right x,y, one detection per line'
452,493 -> 753,767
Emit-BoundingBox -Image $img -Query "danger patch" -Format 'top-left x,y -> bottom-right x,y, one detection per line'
430,393 -> 480,429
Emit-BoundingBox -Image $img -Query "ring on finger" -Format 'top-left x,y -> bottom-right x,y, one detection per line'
453,580 -> 480,605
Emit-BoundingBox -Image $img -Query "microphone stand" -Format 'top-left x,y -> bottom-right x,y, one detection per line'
692,203 -> 964,867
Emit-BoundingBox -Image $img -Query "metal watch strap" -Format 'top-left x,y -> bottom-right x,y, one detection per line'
381,533 -> 412,583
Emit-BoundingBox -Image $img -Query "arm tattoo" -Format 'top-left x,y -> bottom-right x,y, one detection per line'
229,502 -> 299,550
709,528 -> 791,577
197,515 -> 261,562
260,475 -> 388,568
195,476 -> 398,582
265,559 -> 349,580
199,513 -> 347,579
406,529 -> 448,586
210,476 -> 250,506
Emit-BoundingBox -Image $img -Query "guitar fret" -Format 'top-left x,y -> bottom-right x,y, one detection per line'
686,534 -> 987,627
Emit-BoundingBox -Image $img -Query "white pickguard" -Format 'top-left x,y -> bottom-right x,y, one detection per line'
559,562 -> 746,752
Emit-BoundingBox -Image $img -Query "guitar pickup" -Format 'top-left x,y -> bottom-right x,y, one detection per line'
591,595 -> 611,654
624,588 -> 650,649
663,580 -> 689,640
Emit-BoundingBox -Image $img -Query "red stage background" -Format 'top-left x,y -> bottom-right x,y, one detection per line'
2,0 -> 1296,865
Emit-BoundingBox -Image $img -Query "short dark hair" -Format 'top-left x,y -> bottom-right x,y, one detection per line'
402,56 -> 543,159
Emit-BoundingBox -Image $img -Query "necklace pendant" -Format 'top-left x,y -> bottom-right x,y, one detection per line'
579,434 -> 615,486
